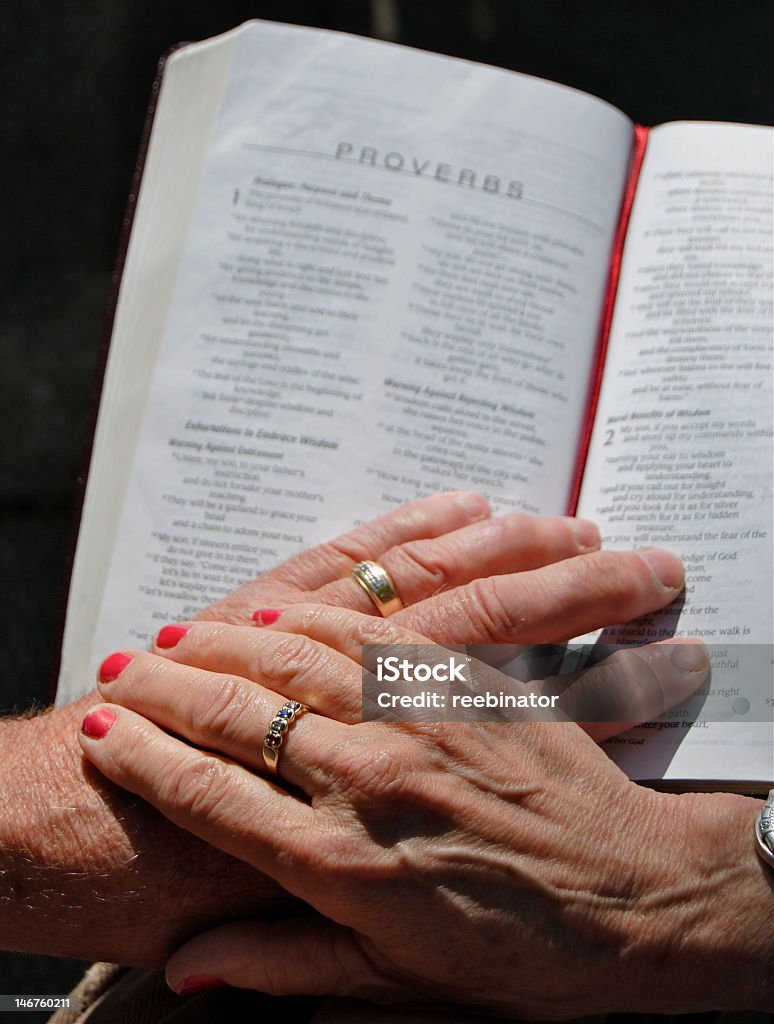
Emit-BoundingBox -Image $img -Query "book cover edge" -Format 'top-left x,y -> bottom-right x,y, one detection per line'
47,46 -> 187,704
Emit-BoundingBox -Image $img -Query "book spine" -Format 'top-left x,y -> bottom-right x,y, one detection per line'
47,50 -> 182,703
566,123 -> 650,515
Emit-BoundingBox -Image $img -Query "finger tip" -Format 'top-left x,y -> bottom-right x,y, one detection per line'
154,623 -> 192,650
637,547 -> 685,591
567,517 -> 601,552
97,651 -> 133,684
80,705 -> 118,740
174,975 -> 227,997
449,490 -> 490,520
669,638 -> 710,675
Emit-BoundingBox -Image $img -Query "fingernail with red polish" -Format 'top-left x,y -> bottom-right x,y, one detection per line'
156,624 -> 190,649
81,708 -> 117,739
98,652 -> 132,683
177,975 -> 226,996
252,609 -> 283,626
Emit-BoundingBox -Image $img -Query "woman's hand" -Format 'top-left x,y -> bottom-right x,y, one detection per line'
77,606 -> 773,1018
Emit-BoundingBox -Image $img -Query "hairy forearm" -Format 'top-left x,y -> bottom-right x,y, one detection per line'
0,693 -> 291,968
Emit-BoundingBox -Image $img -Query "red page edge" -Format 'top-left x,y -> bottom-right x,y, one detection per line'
566,123 -> 650,515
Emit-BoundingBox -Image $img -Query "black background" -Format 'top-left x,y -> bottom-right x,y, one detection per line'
1,0 -> 773,1014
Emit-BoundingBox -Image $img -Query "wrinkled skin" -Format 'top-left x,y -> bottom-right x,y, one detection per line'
80,598 -> 772,1018
2,492 -> 688,966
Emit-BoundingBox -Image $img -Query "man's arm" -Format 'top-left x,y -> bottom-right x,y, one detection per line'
0,693 -> 293,968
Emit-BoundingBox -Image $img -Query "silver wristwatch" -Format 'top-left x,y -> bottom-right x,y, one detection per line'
755,788 -> 774,868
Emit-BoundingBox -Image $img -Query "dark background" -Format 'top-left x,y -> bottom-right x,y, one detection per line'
1,0 -> 773,1016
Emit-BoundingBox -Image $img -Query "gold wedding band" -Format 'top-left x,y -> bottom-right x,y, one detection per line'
351,560 -> 404,617
262,700 -> 308,776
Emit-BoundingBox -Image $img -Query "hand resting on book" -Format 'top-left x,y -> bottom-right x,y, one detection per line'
0,492 -> 687,968
79,596 -> 772,1015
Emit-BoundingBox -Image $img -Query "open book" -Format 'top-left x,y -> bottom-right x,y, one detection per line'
57,21 -> 773,788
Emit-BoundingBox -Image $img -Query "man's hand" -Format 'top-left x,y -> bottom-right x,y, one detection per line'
196,491 -> 684,647
195,490 -> 601,629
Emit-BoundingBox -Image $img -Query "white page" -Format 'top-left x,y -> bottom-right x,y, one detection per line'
56,29 -> 240,708
577,122 -> 773,783
58,21 -> 632,702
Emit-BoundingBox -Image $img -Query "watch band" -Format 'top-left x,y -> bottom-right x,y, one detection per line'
755,788 -> 774,869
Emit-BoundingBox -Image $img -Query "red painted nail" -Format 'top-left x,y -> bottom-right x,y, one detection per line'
156,624 -> 190,649
81,708 -> 117,739
251,609 -> 284,625
177,975 -> 226,996
98,652 -> 132,683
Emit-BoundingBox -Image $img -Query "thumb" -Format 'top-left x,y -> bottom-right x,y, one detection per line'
166,917 -> 401,1001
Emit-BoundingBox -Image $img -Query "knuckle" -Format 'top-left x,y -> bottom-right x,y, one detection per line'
269,807 -> 357,878
577,651 -> 642,724
557,551 -> 662,632
187,672 -> 245,739
587,550 -> 648,601
467,576 -> 529,641
481,514 -> 518,548
352,615 -> 404,645
321,536 -> 371,567
622,550 -> 658,596
257,631 -> 324,688
603,647 -> 663,711
127,654 -> 167,694
194,600 -> 226,621
294,604 -> 336,635
194,593 -> 250,625
508,512 -> 569,560
544,551 -> 628,611
296,825 -> 358,877
332,742 -> 405,802
166,755 -> 236,827
567,659 -> 621,721
388,540 -> 449,593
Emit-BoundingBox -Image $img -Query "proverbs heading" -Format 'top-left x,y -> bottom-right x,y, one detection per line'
335,142 -> 524,198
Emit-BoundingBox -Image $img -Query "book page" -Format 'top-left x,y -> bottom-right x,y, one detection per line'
58,21 -> 633,703
577,122 -> 773,783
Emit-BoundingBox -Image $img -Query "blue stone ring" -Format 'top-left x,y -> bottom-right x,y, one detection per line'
262,700 -> 308,776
